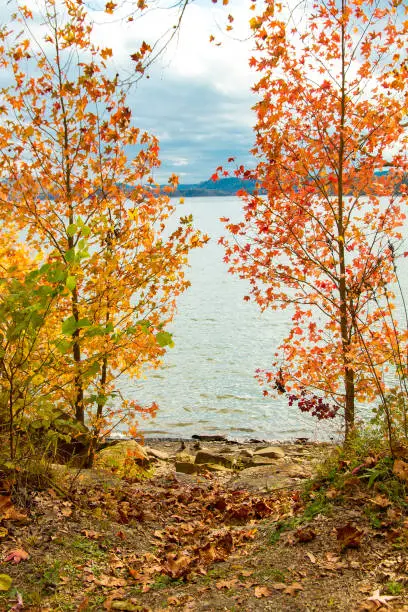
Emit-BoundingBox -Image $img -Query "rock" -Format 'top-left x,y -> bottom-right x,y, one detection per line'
176,462 -> 200,475
253,446 -> 285,460
96,440 -> 150,476
230,465 -> 285,491
238,449 -> 254,458
219,446 -> 234,454
145,448 -> 169,461
195,450 -> 234,469
233,455 -> 283,469
192,434 -> 226,441
252,456 -> 283,465
175,462 -> 232,475
239,456 -> 283,468
175,452 -> 195,463
202,463 -> 232,473
285,464 -> 311,478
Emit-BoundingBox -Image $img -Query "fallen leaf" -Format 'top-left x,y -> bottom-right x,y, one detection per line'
241,580 -> 256,588
4,549 -> 30,564
271,582 -> 286,590
0,527 -> 8,538
167,596 -> 182,606
336,523 -> 363,549
81,529 -> 102,539
216,578 -> 238,590
320,551 -> 347,571
326,551 -> 341,563
369,494 -> 391,509
386,507 -> 401,522
254,585 -> 272,598
95,575 -> 127,587
77,598 -> 89,612
163,552 -> 193,579
0,574 -> 12,591
295,527 -> 316,543
349,561 -> 361,569
0,496 -> 27,521
306,551 -> 316,564
393,459 -> 408,482
197,543 -> 217,566
284,582 -> 303,596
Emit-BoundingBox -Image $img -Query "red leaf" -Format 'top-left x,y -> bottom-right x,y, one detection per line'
5,549 -> 30,564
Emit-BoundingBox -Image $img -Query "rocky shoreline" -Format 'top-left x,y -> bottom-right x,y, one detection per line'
95,437 -> 335,492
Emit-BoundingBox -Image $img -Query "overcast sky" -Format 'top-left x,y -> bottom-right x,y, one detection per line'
1,0 -> 259,184
88,0 -> 260,183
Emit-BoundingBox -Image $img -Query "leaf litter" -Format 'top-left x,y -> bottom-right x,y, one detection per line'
1,443 -> 408,610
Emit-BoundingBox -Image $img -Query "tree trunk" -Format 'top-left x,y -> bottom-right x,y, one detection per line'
338,0 -> 355,442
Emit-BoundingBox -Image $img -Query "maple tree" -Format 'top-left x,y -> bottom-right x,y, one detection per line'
220,0 -> 408,441
0,237 -> 67,460
0,0 -> 207,464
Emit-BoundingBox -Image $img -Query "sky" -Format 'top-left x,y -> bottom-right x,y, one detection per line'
87,0 -> 260,184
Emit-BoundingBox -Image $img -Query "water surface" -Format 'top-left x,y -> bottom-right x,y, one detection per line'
119,196 -> 338,441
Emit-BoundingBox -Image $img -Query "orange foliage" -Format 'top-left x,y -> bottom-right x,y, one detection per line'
221,0 -> 408,437
0,1 -> 208,447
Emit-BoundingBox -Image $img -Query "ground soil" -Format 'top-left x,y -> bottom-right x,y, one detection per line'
1,439 -> 408,611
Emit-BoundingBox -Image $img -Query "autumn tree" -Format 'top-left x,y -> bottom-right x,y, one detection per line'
0,0 -> 206,463
220,0 -> 408,442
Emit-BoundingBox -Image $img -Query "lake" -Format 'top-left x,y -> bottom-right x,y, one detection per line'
118,196 -> 341,441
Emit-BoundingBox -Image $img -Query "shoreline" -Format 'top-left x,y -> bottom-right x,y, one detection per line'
109,433 -> 336,447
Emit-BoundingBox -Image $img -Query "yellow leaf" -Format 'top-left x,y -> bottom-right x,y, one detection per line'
0,574 -> 12,592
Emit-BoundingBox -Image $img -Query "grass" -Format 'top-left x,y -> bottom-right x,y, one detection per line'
66,535 -> 107,560
386,581 -> 404,596
150,575 -> 184,590
268,517 -> 299,545
256,566 -> 288,582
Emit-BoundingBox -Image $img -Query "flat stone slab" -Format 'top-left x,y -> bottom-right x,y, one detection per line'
195,450 -> 234,468
253,446 -> 285,460
250,456 -> 284,466
175,452 -> 195,463
176,462 -> 200,474
238,449 -> 254,458
229,465 -> 289,491
176,461 -> 233,475
203,463 -> 232,473
145,448 -> 170,461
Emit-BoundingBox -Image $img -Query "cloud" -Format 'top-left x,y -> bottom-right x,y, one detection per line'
129,67 -> 256,182
88,0 -> 261,182
2,0 -> 260,183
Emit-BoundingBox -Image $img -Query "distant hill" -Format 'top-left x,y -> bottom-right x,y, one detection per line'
170,171 -> 407,197
171,177 -> 258,197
